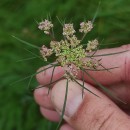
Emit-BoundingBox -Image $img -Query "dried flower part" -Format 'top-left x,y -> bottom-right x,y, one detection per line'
50,41 -> 61,55
84,60 -> 94,68
82,58 -> 100,69
86,39 -> 99,52
63,24 -> 76,36
63,64 -> 79,79
66,35 -> 81,48
38,19 -> 53,34
40,45 -> 53,61
92,59 -> 101,69
79,21 -> 93,33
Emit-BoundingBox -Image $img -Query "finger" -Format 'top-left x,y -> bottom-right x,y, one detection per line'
36,65 -> 64,85
60,124 -> 74,130
40,107 -> 60,122
83,44 -> 130,85
34,83 -> 130,113
34,87 -> 54,110
36,45 -> 130,86
108,83 -> 130,110
51,79 -> 130,130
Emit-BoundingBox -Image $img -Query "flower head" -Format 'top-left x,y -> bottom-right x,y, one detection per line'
50,41 -> 61,55
66,35 -> 80,48
63,63 -> 79,79
40,45 -> 53,61
79,21 -> 93,33
63,24 -> 76,36
86,39 -> 99,52
38,19 -> 53,34
38,19 -> 100,79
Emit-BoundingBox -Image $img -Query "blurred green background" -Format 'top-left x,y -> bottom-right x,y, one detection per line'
0,0 -> 130,130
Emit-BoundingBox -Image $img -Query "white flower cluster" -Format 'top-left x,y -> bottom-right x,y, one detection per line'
66,35 -> 80,47
38,19 -> 100,79
86,39 -> 99,52
64,63 -> 79,79
38,19 -> 53,34
40,45 -> 52,61
79,21 -> 93,33
63,24 -> 76,36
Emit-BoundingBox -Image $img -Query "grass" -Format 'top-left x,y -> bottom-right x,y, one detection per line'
0,0 -> 130,130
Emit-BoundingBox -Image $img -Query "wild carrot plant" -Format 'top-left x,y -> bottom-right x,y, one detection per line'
12,16 -> 128,130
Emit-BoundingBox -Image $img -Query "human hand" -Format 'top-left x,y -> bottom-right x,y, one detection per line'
34,44 -> 130,130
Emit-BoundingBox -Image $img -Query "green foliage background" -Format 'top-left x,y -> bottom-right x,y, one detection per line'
0,0 -> 130,130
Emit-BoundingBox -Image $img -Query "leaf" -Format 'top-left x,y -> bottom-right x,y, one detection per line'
12,35 -> 40,49
56,79 -> 69,130
65,71 -> 99,97
73,78 -> 100,98
87,50 -> 129,57
27,75 -> 33,90
92,0 -> 101,23
24,48 -> 44,61
48,66 -> 56,94
16,57 -> 37,62
10,63 -> 58,85
85,66 -> 119,71
56,16 -> 64,26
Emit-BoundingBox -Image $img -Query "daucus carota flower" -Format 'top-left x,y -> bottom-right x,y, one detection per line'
50,41 -> 61,55
60,40 -> 70,50
79,21 -> 93,33
66,35 -> 81,48
63,24 -> 76,36
40,45 -> 53,61
13,16 -> 127,130
38,20 -> 100,77
86,39 -> 99,52
64,63 -> 79,79
38,19 -> 53,34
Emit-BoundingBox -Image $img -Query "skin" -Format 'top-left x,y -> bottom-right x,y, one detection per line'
34,44 -> 130,130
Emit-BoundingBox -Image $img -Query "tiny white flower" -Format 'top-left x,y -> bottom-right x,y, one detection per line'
86,39 -> 99,52
79,21 -> 93,33
63,24 -> 76,36
66,35 -> 80,47
38,19 -> 53,34
40,45 -> 53,61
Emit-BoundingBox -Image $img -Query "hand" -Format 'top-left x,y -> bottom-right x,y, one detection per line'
34,44 -> 130,130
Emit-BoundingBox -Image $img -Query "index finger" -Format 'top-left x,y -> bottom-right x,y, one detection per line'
36,44 -> 130,86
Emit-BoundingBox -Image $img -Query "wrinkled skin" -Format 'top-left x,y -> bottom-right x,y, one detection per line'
34,44 -> 130,130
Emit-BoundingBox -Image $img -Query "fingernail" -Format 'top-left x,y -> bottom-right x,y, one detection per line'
51,79 -> 83,117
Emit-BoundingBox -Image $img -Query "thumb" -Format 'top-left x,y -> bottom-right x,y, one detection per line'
51,79 -> 130,130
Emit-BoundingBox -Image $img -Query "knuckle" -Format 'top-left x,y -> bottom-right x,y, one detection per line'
36,66 -> 49,84
70,95 -> 116,130
88,103 -> 115,130
97,110 -> 114,130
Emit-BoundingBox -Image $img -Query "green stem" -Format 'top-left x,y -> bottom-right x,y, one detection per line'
56,79 -> 69,130
48,66 -> 56,94
82,68 -> 126,104
12,36 -> 40,49
32,76 -> 64,91
87,50 -> 129,57
11,63 -> 58,85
